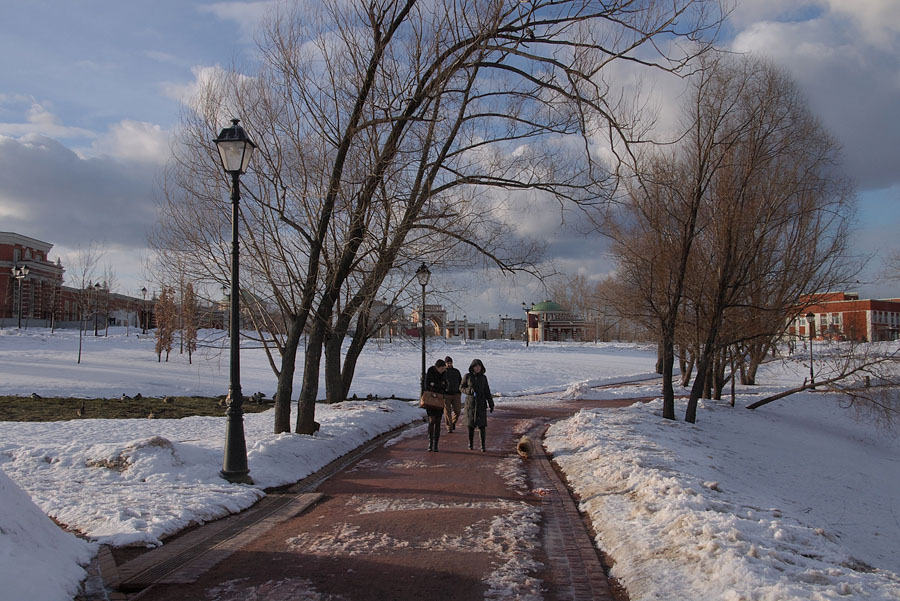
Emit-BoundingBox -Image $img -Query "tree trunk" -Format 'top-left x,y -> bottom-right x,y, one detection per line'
273,316 -> 304,434
324,327 -> 345,404
660,323 -> 676,420
341,322 -> 370,400
296,318 -> 327,434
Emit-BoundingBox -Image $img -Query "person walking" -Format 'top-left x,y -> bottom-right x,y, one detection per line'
424,359 -> 448,452
442,356 -> 462,433
461,358 -> 494,452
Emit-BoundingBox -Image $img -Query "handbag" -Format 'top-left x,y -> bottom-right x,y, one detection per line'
419,391 -> 446,410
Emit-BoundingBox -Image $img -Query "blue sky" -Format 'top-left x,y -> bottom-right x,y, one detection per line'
1,0 -> 899,322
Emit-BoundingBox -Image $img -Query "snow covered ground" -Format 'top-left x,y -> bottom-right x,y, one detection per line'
1,327 -> 898,600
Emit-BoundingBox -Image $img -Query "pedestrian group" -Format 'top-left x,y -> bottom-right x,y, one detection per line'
423,356 -> 494,453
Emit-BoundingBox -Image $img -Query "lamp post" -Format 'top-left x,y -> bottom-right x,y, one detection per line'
463,314 -> 467,342
214,118 -> 257,485
221,285 -> 230,338
806,312 -> 815,389
13,265 -> 29,329
416,263 -> 431,392
522,301 -> 533,347
141,287 -> 148,334
93,282 -> 101,336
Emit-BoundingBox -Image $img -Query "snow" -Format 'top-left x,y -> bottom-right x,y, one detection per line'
1,327 -> 898,600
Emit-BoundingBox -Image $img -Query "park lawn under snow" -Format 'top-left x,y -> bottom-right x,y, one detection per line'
1,327 -> 899,600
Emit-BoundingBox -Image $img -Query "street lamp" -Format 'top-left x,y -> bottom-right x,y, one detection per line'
522,301 -> 533,347
141,287 -> 148,334
806,312 -> 815,389
93,282 -> 101,336
463,314 -> 467,342
13,265 -> 29,329
214,118 -> 257,485
416,263 -> 431,392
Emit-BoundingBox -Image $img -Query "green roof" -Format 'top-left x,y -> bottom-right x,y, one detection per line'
531,300 -> 566,312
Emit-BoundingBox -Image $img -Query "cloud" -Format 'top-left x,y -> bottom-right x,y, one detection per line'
196,1 -> 276,41
0,100 -> 95,140
0,134 -> 159,256
90,120 -> 171,165
730,2 -> 900,191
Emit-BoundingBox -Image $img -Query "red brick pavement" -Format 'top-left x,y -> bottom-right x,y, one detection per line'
99,398 -> 635,601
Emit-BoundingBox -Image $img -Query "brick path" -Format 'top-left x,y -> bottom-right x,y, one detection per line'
93,397 -> 635,601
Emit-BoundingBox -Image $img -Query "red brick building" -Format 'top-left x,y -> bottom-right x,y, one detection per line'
1,231 -> 155,329
0,231 -> 65,324
788,292 -> 900,342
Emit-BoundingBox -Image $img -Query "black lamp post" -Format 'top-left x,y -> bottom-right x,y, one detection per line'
416,263 -> 431,392
13,265 -> 29,329
806,312 -> 815,389
214,118 -> 256,485
93,282 -> 101,336
522,301 -> 533,347
141,287 -> 148,334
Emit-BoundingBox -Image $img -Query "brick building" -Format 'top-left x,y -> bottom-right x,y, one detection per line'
1,231 -> 154,329
0,232 -> 65,325
788,292 -> 900,342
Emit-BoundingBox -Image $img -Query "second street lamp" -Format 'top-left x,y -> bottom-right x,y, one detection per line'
806,312 -> 816,389
93,282 -> 101,336
13,265 -> 29,329
416,263 -> 431,392
141,287 -> 148,334
522,301 -> 533,347
214,118 -> 257,485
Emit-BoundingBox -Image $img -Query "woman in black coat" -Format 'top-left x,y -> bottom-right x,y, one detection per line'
424,359 -> 447,452
461,358 -> 494,451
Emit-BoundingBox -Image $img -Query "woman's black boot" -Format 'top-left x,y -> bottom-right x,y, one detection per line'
467,427 -> 474,450
479,427 -> 486,452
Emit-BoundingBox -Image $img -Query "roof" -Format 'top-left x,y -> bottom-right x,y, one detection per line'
531,300 -> 567,312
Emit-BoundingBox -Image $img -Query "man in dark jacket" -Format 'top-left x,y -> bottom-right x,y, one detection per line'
442,356 -> 463,433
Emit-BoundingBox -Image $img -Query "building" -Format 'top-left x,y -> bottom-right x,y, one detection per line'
524,300 -> 593,342
0,232 -> 65,326
445,316 -> 491,340
788,292 -> 900,342
1,231 -> 156,330
498,315 -> 526,340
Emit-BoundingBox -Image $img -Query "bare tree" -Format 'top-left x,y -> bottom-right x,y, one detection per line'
66,243 -> 104,364
608,54 -> 856,422
183,283 -> 199,364
154,287 -> 176,362
154,0 -> 727,434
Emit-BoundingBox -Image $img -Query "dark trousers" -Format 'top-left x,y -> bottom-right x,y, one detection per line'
468,426 -> 486,450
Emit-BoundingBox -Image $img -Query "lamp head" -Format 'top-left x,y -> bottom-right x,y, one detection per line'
415,263 -> 431,287
214,118 -> 257,174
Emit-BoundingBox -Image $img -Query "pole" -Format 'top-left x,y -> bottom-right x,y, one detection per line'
809,333 -> 815,389
16,276 -> 23,329
524,306 -> 529,347
421,282 -> 426,393
221,170 -> 251,484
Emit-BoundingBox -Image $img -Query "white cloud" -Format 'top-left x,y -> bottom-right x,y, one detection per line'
196,1 -> 276,40
0,101 -> 95,140
729,4 -> 900,190
91,120 -> 171,165
162,64 -> 229,105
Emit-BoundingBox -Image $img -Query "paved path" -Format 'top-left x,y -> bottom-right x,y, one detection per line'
97,397 -> 636,601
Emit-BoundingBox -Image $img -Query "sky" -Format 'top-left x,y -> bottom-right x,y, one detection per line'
1,329 -> 898,600
1,0 -> 899,322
